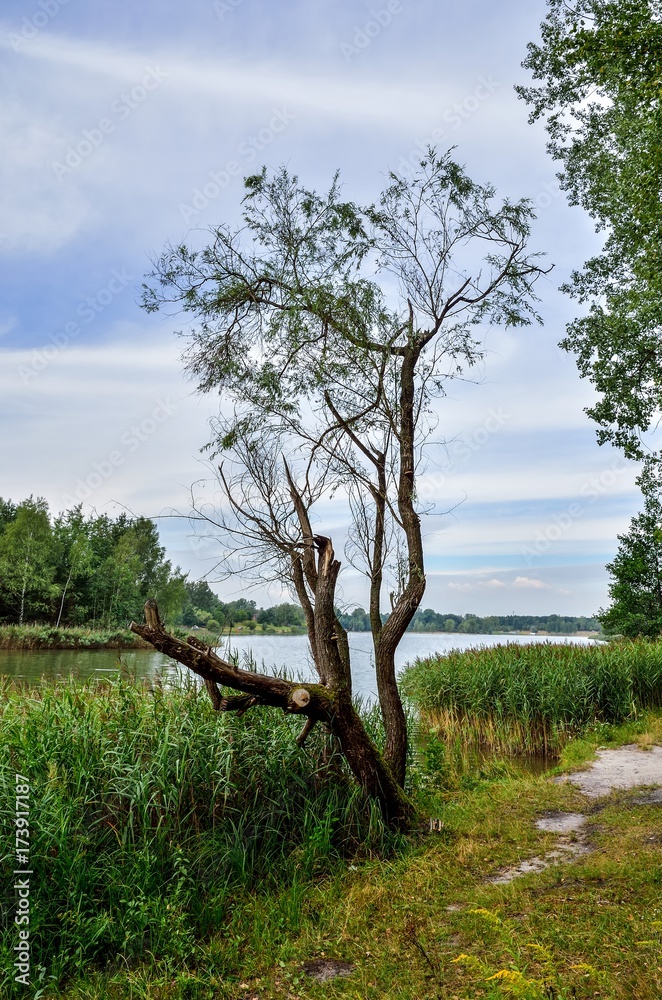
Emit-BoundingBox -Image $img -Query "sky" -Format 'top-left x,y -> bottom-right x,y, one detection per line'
0,0 -> 643,617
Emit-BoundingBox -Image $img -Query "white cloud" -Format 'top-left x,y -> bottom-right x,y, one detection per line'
513,576 -> 548,590
448,577 -> 507,592
0,101 -> 93,253
0,29 -> 472,131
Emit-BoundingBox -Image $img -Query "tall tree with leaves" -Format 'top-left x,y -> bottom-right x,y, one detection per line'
0,498 -> 55,624
135,151 -> 546,825
600,462 -> 662,636
518,0 -> 662,461
53,506 -> 94,626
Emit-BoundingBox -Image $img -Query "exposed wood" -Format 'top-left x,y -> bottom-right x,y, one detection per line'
131,602 -> 413,829
219,694 -> 262,716
144,599 -> 163,629
204,677 -> 223,711
290,688 -> 311,709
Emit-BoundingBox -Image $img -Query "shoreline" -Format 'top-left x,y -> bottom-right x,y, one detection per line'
0,624 -> 601,652
0,624 -> 306,651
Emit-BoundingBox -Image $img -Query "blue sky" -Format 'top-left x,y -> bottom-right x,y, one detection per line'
0,0 -> 643,616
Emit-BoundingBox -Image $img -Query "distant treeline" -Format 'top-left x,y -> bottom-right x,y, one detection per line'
0,499 -> 310,632
336,607 -> 601,634
182,580 -> 306,633
0,498 -> 599,635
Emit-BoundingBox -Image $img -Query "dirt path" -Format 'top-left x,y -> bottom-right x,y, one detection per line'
556,743 -> 662,798
489,743 -> 662,885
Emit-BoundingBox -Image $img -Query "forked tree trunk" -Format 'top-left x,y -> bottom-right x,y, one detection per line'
131,526 -> 415,830
130,598 -> 413,828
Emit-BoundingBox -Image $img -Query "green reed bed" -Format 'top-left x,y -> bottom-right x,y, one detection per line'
0,624 -> 151,650
400,640 -> 662,756
0,673 -> 395,995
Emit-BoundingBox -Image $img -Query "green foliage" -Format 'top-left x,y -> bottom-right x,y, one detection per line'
0,624 -> 149,650
401,640 -> 662,752
0,497 -> 56,625
0,500 -> 187,628
519,0 -> 662,460
0,674 -> 397,993
336,606 -> 600,634
256,603 -> 306,629
600,464 -> 662,637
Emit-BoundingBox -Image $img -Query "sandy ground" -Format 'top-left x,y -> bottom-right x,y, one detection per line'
489,743 -> 662,885
557,744 -> 662,798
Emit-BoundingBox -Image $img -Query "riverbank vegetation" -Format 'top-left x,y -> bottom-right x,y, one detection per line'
1,668 -> 660,999
338,607 -> 601,635
0,499 -> 186,628
0,499 -> 306,639
401,640 -> 662,756
0,624 -> 150,650
0,671 -> 398,997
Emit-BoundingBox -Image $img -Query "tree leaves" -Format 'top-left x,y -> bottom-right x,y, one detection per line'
519,0 -> 662,460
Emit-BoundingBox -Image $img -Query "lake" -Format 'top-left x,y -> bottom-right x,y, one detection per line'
0,632 -> 595,702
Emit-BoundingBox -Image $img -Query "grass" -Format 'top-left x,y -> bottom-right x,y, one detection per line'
0,625 -> 151,650
400,639 -> 662,756
0,672 -> 398,997
18,708 -> 662,1000
2,644 -> 662,998
0,622 -> 305,650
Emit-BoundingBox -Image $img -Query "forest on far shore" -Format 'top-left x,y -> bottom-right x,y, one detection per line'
0,497 -> 600,634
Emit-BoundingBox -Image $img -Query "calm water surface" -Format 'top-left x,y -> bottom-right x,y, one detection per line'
0,633 -> 594,702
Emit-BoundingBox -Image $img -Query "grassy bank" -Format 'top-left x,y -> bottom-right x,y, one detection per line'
0,624 -> 152,650
0,674 -> 397,997
400,640 -> 662,756
5,684 -> 660,999
0,623 -> 305,650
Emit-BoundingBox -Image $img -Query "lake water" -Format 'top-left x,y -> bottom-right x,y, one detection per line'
0,632 -> 594,702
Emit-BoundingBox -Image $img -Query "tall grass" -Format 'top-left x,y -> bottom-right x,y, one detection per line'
0,624 -> 150,650
0,672 -> 396,994
400,640 -> 662,755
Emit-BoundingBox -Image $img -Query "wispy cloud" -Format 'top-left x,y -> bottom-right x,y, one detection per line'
0,29 -> 460,129
513,576 -> 548,590
448,578 -> 507,592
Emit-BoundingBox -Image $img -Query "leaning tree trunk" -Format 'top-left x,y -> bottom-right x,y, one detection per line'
130,545 -> 413,830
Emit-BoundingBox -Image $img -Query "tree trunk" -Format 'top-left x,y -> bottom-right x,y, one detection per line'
374,343 -> 427,785
56,568 -> 73,628
130,600 -> 413,829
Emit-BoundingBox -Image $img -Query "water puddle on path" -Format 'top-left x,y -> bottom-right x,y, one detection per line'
488,744 -> 662,886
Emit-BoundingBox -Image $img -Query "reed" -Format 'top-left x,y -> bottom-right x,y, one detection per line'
0,671 -> 395,994
0,624 -> 150,650
400,640 -> 662,755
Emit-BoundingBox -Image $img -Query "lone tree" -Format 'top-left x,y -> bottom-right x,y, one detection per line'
133,150 -> 546,826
